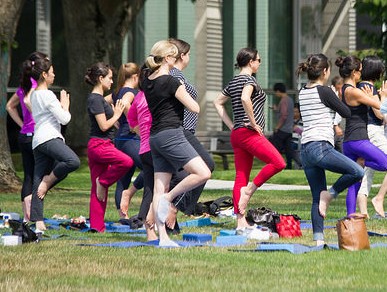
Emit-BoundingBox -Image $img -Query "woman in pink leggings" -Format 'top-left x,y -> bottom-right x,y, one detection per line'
85,62 -> 134,232
214,48 -> 286,233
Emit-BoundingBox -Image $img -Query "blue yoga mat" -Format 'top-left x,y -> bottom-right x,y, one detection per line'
300,223 -> 335,230
79,240 -> 206,248
255,242 -> 339,254
368,231 -> 387,237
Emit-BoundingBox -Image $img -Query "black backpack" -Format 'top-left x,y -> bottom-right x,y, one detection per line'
194,196 -> 233,216
8,219 -> 38,243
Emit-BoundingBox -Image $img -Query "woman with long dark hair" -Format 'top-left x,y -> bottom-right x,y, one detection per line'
336,55 -> 387,216
214,48 -> 285,236
21,52 -> 80,232
85,62 -> 133,232
297,53 -> 364,245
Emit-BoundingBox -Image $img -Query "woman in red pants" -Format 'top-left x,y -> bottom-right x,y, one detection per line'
85,62 -> 134,232
214,48 -> 286,234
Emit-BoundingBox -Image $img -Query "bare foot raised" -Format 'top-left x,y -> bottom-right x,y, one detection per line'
96,177 -> 106,202
238,186 -> 251,215
36,220 -> 47,232
120,189 -> 130,217
371,197 -> 385,218
319,190 -> 333,218
357,194 -> 369,218
166,204 -> 178,229
37,175 -> 51,199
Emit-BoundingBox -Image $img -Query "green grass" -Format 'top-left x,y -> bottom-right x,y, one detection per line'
1,154 -> 387,291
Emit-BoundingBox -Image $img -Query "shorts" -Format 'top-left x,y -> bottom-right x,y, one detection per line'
150,127 -> 199,173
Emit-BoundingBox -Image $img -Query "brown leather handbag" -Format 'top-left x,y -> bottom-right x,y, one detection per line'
336,213 -> 370,251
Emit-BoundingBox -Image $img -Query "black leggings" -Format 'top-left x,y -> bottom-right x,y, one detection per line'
18,133 -> 34,201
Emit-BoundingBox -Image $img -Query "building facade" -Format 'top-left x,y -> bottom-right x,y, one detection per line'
9,0 -> 360,140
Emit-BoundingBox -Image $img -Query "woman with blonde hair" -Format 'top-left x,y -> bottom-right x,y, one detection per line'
142,40 -> 211,246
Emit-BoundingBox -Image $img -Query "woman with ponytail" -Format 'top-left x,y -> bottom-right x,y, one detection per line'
143,40 -> 211,247
297,53 -> 363,246
214,48 -> 285,237
5,52 -> 44,221
336,55 -> 387,216
22,52 -> 80,232
85,62 -> 134,232
106,62 -> 144,219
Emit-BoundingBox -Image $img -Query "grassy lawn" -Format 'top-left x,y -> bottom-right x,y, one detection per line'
1,154 -> 387,291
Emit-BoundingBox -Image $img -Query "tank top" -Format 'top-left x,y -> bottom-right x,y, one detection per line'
342,83 -> 369,142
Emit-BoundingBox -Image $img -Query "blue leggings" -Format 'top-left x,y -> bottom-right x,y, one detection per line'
343,139 -> 387,214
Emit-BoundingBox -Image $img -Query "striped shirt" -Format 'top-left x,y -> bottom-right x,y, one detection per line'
299,85 -> 351,146
170,67 -> 198,133
222,74 -> 266,130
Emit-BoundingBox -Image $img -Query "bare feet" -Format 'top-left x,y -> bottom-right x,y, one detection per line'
23,194 -> 32,222
371,197 -> 385,218
117,209 -> 128,219
159,239 -> 179,247
120,189 -> 130,217
36,220 -> 47,232
96,177 -> 106,202
146,225 -> 158,241
357,194 -> 369,218
238,186 -> 251,215
37,175 -> 51,199
166,204 -> 178,229
319,190 -> 333,218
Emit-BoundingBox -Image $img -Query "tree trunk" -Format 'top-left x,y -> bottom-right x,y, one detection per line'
0,0 -> 25,192
61,0 -> 144,150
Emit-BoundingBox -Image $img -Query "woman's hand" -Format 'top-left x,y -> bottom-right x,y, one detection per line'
113,99 -> 125,117
360,84 -> 374,98
245,122 -> 263,135
60,89 -> 70,111
378,80 -> 387,102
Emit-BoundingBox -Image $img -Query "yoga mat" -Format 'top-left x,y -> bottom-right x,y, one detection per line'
300,223 -> 335,229
79,240 -> 205,248
368,231 -> 387,237
231,242 -> 339,254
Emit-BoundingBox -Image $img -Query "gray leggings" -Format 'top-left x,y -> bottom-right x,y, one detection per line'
30,138 -> 80,221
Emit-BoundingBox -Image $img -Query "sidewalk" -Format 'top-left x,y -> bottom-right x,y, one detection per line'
205,179 -> 382,191
204,179 -> 311,191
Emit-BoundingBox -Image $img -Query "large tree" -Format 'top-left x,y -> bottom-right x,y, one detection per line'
61,0 -> 145,150
0,0 -> 25,192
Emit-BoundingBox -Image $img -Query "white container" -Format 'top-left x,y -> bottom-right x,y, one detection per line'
1,235 -> 22,246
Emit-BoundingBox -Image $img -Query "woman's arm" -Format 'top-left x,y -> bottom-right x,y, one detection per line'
241,84 -> 262,134
213,93 -> 233,130
6,93 -> 23,128
23,88 -> 35,112
319,86 -> 351,118
345,85 -> 380,109
175,84 -> 200,113
95,99 -> 125,132
121,91 -> 135,116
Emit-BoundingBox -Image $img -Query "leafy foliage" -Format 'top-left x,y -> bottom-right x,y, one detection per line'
354,0 -> 387,63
